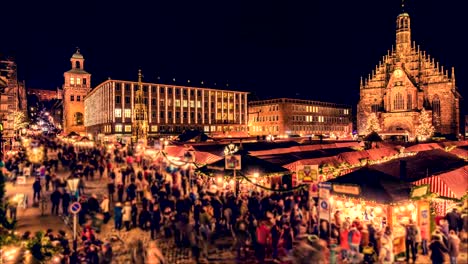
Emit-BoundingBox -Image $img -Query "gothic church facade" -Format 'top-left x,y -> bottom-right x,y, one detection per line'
357,9 -> 460,139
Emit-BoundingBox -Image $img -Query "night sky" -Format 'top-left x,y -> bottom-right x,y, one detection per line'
1,0 -> 466,111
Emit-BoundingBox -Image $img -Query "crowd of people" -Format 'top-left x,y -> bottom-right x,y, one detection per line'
2,135 -> 468,264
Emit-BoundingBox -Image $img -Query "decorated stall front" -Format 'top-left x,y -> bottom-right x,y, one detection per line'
197,149 -> 292,196
325,167 -> 416,260
413,165 -> 468,220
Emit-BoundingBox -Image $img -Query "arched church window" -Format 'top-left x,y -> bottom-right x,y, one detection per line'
75,61 -> 81,69
393,93 -> 404,110
74,112 -> 84,126
407,94 -> 412,110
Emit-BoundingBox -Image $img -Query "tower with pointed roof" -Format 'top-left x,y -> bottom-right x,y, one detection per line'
357,4 -> 460,140
132,69 -> 148,145
62,48 -> 91,135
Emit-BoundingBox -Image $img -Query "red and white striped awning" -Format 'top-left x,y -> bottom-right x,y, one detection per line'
413,165 -> 468,199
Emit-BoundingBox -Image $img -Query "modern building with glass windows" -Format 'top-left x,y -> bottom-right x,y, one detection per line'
84,79 -> 249,142
248,98 -> 352,138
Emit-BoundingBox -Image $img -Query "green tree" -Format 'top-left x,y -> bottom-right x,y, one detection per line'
364,113 -> 381,135
415,108 -> 435,141
13,111 -> 28,131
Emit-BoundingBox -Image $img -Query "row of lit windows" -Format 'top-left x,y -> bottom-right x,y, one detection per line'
292,104 -> 350,115
115,83 -> 243,100
114,109 -> 132,118
293,115 -> 324,122
115,108 -> 243,123
291,125 -> 348,132
250,126 -> 280,132
112,124 -> 245,134
115,96 -> 241,110
70,77 -> 87,85
251,116 -> 279,122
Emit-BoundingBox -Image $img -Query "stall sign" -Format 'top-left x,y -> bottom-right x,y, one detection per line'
318,199 -> 330,221
419,202 -> 431,241
225,155 -> 241,170
296,165 -> 318,183
332,184 -> 360,196
318,182 -> 332,199
410,184 -> 430,199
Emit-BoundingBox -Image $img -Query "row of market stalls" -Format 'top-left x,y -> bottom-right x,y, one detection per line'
82,135 -> 467,259
189,140 -> 468,259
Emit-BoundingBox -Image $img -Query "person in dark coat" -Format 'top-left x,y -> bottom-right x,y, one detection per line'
114,202 -> 123,230
50,189 -> 62,215
87,194 -> 100,214
62,190 -> 71,216
150,204 -> 162,240
131,200 -> 138,228
445,208 -> 461,232
117,183 -> 124,203
33,178 -> 42,203
429,235 -> 448,264
138,209 -> 151,231
107,179 -> 115,202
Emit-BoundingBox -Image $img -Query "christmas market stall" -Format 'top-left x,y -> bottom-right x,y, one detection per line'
324,167 -> 416,260
196,148 -> 291,196
413,165 -> 468,219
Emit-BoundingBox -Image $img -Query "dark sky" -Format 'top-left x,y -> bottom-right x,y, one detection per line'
1,0 -> 466,110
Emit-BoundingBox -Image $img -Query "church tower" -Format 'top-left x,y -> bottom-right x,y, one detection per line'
395,2 -> 411,56
357,2 -> 460,140
62,48 -> 91,135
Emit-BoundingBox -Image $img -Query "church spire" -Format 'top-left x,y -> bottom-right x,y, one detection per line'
138,69 -> 142,86
396,0 -> 411,56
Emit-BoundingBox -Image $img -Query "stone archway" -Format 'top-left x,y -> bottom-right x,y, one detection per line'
383,118 -> 415,136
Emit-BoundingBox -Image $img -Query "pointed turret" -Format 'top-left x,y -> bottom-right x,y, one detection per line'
396,1 -> 411,56
452,67 -> 456,84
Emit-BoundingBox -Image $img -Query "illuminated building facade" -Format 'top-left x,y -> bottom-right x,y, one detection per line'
357,9 -> 460,139
84,79 -> 249,142
62,49 -> 91,135
0,58 -> 27,141
27,88 -> 61,101
248,98 -> 352,138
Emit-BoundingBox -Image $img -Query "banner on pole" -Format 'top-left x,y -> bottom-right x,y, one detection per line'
225,155 -> 241,170
318,199 -> 330,221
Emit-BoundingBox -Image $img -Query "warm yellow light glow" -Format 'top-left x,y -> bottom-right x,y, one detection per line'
407,203 -> 415,211
394,207 -> 399,213
356,204 -> 362,210
253,172 -> 259,178
399,205 -> 406,212
336,200 -> 343,207
375,206 -> 382,214
216,176 -> 223,184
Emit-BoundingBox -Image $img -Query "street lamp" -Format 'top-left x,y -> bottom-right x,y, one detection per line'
67,177 -> 80,201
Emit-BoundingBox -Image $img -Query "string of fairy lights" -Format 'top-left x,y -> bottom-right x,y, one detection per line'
157,150 -> 309,193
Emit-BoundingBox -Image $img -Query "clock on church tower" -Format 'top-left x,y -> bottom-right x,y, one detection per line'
62,48 -> 91,135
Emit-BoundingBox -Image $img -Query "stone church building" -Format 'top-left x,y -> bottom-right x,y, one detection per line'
357,9 -> 460,139
62,49 -> 91,135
